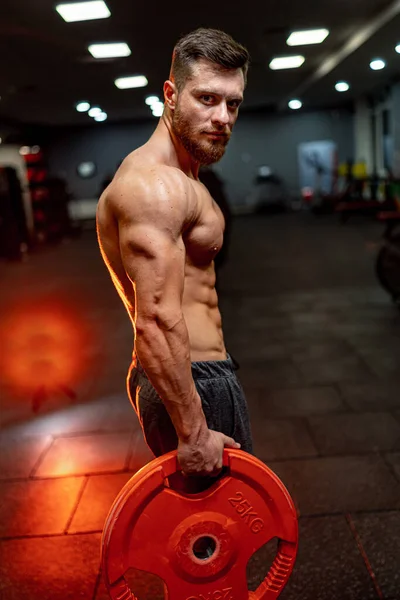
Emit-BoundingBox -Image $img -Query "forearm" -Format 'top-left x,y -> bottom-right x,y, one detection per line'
135,316 -> 207,441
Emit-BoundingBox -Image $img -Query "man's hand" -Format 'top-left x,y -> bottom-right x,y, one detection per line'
177,428 -> 241,477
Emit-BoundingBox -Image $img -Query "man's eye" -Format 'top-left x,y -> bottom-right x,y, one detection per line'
201,96 -> 213,103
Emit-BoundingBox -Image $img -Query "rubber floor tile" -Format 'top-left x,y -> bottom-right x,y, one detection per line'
0,533 -> 100,600
0,477 -> 84,537
34,432 -> 132,477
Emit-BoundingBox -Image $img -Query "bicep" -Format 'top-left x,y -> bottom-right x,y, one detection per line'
118,221 -> 186,324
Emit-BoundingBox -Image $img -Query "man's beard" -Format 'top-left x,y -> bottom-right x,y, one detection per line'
172,104 -> 229,165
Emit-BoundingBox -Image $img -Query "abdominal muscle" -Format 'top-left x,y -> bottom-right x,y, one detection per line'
182,264 -> 227,362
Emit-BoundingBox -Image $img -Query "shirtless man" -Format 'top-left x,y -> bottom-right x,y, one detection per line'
96,28 -> 253,483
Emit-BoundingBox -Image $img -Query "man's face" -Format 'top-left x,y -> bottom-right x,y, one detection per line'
171,59 -> 244,165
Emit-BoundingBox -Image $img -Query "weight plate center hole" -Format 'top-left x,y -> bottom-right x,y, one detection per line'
192,536 -> 217,560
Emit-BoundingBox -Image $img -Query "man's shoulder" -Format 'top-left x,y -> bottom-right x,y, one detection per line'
107,159 -> 192,224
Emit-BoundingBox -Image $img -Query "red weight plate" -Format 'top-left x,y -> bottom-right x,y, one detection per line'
101,449 -> 298,600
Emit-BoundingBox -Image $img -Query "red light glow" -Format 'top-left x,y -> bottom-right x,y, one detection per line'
1,304 -> 88,393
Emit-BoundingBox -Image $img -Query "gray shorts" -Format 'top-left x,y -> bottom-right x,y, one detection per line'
127,354 -> 254,457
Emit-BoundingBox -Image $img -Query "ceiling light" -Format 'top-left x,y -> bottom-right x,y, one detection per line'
269,56 -> 305,70
288,99 -> 302,110
152,103 -> 164,117
76,101 -> 90,112
95,112 -> 107,122
145,95 -> 160,106
88,106 -> 102,117
395,43 -> 400,54
335,81 -> 350,92
370,59 -> 386,70
287,29 -> 329,46
115,75 -> 148,89
88,43 -> 131,59
55,1 -> 111,22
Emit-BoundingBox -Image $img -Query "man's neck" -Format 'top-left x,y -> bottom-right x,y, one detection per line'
150,112 -> 200,180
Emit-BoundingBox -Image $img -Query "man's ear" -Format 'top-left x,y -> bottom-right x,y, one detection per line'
164,80 -> 177,111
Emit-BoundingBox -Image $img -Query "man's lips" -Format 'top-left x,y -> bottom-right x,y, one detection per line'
204,132 -> 228,137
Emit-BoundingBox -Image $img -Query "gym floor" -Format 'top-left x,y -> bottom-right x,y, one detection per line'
0,212 -> 399,600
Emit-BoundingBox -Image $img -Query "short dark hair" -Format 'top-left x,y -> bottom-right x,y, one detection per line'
171,28 -> 250,91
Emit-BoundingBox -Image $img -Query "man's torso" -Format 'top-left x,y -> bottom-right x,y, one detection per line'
96,145 -> 228,361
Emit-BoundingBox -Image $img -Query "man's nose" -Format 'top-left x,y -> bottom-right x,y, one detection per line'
212,102 -> 230,126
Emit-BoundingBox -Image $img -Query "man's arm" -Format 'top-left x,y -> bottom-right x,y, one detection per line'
114,172 -> 207,442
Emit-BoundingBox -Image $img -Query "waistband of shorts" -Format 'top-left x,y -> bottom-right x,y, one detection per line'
134,353 -> 238,381
191,354 -> 237,380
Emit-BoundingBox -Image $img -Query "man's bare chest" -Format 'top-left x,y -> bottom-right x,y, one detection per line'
184,190 -> 225,266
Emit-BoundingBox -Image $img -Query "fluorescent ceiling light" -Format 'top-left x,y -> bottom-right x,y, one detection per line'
335,81 -> 350,92
269,56 -> 305,70
145,95 -> 160,106
370,59 -> 386,70
115,75 -> 148,89
55,1 -> 111,23
288,99 -> 302,110
395,43 -> 400,54
95,112 -> 107,122
287,28 -> 329,46
88,106 -> 102,117
76,101 -> 90,112
88,43 -> 131,59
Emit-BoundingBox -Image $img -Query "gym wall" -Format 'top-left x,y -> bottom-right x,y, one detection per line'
216,107 -> 354,207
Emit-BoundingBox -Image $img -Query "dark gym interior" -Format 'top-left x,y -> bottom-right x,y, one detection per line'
0,1 -> 400,599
